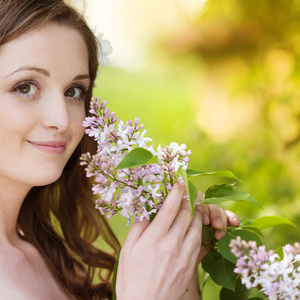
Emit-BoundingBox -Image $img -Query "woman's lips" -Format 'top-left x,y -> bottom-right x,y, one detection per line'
27,140 -> 67,155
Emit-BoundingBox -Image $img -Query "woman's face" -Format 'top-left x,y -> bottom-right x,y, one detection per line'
0,23 -> 90,188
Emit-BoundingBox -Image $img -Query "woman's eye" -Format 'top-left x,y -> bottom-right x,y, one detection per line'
65,86 -> 86,101
14,82 -> 40,96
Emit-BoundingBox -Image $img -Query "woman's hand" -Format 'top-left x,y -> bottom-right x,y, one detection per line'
182,203 -> 240,300
201,203 -> 240,239
116,183 -> 203,300
197,203 -> 240,262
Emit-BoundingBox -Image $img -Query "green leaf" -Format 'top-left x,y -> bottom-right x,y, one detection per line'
112,247 -> 121,300
187,180 -> 198,213
203,184 -> 263,209
202,224 -> 215,243
179,168 -> 198,215
251,215 -> 297,230
220,279 -> 252,300
202,250 -> 237,290
239,219 -> 255,226
186,169 -> 242,182
179,167 -> 189,187
219,230 -> 262,264
116,148 -> 156,169
239,226 -> 264,237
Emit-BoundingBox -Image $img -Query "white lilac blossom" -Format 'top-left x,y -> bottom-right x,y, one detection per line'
230,237 -> 300,300
97,33 -> 113,66
92,29 -> 113,66
80,97 -> 191,224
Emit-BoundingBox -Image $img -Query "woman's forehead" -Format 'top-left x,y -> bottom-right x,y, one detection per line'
0,23 -> 89,79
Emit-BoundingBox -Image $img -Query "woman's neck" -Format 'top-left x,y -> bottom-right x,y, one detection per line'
0,178 -> 31,245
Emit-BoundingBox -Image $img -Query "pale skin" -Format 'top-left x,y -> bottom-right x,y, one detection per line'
0,22 -> 239,300
0,23 -> 88,299
117,184 -> 239,300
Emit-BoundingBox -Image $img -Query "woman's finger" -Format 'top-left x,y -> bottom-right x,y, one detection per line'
123,218 -> 150,249
181,206 -> 202,260
150,183 -> 185,236
200,203 -> 210,225
214,209 -> 227,240
225,210 -> 240,227
167,195 -> 193,244
208,204 -> 224,229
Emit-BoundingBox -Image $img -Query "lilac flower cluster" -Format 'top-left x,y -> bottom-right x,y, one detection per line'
230,236 -> 300,300
80,97 -> 191,224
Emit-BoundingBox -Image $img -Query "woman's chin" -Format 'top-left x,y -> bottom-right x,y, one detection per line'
30,170 -> 64,187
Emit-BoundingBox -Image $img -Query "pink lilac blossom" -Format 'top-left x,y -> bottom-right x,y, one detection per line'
229,236 -> 300,300
80,97 -> 191,224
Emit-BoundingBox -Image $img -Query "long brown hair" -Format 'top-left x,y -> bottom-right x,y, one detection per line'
0,0 -> 120,299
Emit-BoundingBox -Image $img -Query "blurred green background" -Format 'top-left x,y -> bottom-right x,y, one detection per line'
90,0 -> 300,297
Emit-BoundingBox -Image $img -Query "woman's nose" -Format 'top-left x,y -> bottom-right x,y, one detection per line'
41,92 -> 71,132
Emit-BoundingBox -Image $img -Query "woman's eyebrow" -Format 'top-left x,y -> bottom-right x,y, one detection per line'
5,67 -> 90,82
6,66 -> 50,77
73,74 -> 90,81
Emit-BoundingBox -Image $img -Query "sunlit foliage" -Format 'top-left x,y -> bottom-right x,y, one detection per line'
94,0 -> 300,297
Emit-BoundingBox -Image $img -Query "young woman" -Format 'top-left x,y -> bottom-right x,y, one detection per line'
0,0 -> 239,299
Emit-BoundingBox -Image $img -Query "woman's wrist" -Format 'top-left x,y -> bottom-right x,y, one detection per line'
182,267 -> 201,300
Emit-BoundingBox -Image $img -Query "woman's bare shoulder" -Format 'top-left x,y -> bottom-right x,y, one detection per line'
0,243 -> 71,300
0,246 -> 34,299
